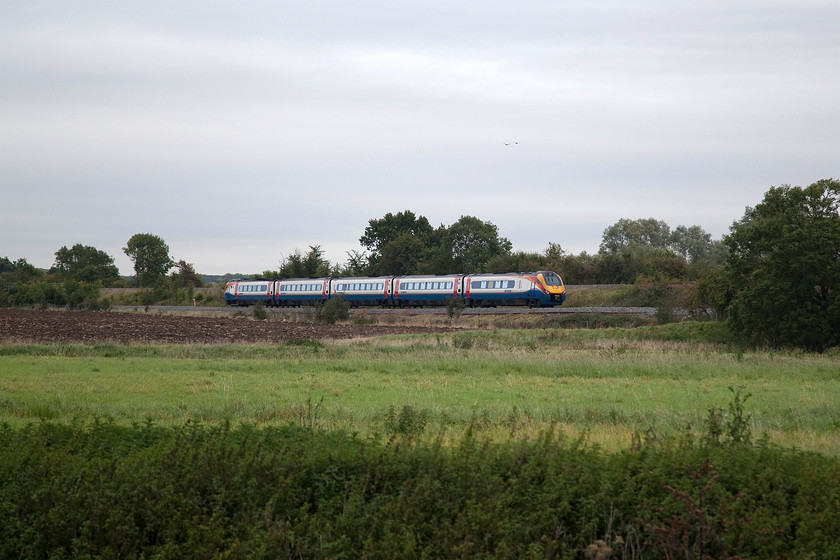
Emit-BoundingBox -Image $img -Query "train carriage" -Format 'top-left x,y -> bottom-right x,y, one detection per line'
329,276 -> 391,307
274,278 -> 329,307
393,274 -> 460,307
223,280 -> 273,306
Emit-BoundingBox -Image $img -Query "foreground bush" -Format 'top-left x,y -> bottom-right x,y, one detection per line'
1,421 -> 837,559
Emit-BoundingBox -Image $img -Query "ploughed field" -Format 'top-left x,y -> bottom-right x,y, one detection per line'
0,309 -> 455,344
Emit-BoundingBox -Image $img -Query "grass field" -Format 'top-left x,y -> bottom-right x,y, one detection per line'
1,323 -> 838,455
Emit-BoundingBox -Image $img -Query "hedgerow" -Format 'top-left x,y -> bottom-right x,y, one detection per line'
1,419 -> 837,559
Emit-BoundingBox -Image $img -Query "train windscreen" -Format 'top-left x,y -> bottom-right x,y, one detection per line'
542,272 -> 563,286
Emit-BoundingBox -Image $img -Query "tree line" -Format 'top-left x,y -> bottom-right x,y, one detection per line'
0,234 -> 202,310
270,213 -> 726,284
1,179 -> 837,350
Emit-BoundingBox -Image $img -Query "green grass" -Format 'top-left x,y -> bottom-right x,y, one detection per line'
1,323 -> 838,454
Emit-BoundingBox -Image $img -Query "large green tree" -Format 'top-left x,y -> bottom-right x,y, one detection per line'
123,234 -> 174,288
360,211 -> 434,274
53,244 -> 120,285
448,215 -> 512,273
725,179 -> 840,350
379,232 -> 427,275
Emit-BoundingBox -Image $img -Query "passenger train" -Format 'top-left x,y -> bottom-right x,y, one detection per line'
224,271 -> 566,308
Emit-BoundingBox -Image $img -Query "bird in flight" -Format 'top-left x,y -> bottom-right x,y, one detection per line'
504,141 -> 519,146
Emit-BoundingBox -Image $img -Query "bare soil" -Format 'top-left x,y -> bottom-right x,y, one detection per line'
0,309 -> 456,345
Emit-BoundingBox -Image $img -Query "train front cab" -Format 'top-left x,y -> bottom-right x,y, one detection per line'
537,270 -> 566,306
462,271 -> 565,307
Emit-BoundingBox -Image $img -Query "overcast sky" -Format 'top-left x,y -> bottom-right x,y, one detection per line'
1,1 -> 837,275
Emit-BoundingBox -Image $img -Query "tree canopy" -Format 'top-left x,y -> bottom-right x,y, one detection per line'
276,246 -> 331,278
448,216 -> 512,273
123,234 -> 174,288
725,178 -> 840,350
359,211 -> 434,275
53,244 -> 120,286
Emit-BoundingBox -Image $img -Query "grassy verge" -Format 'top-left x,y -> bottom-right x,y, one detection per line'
2,323 -> 837,455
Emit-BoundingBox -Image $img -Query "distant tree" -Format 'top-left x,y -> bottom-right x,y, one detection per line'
169,260 -> 203,288
599,218 -> 672,254
669,225 -> 713,264
279,245 -> 331,278
379,232 -> 427,275
360,211 -> 434,273
342,250 -> 371,276
448,216 -> 512,273
415,225 -> 455,275
0,258 -> 42,284
123,234 -> 174,287
486,251 -> 545,274
725,179 -> 840,350
53,244 -> 120,286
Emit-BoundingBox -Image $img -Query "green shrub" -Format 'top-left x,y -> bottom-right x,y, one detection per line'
1,421 -> 837,559
316,295 -> 350,324
445,297 -> 466,318
384,404 -> 429,438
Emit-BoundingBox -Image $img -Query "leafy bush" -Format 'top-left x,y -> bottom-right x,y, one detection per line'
384,404 -> 429,438
1,420 -> 837,559
445,297 -> 466,318
316,295 -> 350,324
